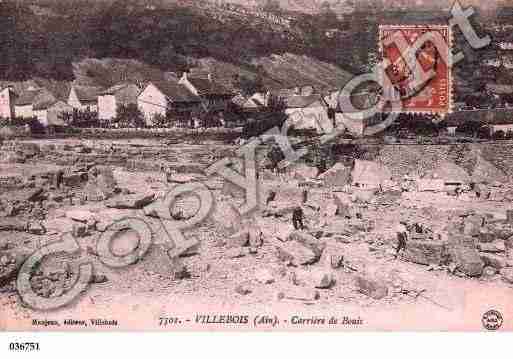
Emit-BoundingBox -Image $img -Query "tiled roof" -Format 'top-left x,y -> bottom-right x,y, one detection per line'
231,94 -> 247,107
188,77 -> 232,96
426,161 -> 471,183
100,82 -> 140,95
152,81 -> 200,103
15,87 -> 57,110
33,99 -> 58,111
15,90 -> 40,106
73,86 -> 104,103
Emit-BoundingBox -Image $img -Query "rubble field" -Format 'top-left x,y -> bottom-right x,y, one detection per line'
1,138 -> 513,326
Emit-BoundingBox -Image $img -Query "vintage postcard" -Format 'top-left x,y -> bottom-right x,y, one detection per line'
0,0 -> 513,337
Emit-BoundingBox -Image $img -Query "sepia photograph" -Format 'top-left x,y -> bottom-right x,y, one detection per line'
0,0 -> 512,343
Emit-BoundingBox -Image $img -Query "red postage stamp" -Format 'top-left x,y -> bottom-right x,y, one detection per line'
379,25 -> 452,114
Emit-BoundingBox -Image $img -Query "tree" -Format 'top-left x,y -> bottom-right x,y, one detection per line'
457,120 -> 482,138
267,95 -> 287,113
234,75 -> 265,97
60,109 -> 99,128
114,103 -> 145,128
151,113 -> 169,128
493,130 -> 505,140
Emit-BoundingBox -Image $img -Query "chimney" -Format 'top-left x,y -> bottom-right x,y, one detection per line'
208,73 -> 212,82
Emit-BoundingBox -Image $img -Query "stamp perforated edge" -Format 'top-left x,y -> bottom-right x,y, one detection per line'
378,24 -> 454,116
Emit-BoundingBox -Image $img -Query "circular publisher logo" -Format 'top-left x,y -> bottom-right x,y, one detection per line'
482,310 -> 503,331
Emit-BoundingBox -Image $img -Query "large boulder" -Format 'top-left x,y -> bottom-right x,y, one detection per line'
351,189 -> 377,204
355,274 -> 389,300
221,180 -> 245,198
448,245 -> 484,277
255,268 -> 275,284
211,201 -> 242,235
500,268 -> 513,284
4,187 -> 45,202
106,193 -> 155,210
90,166 -> 116,189
170,195 -> 202,220
288,231 -> 325,258
0,251 -> 28,287
62,173 -> 85,188
480,253 -> 508,270
264,202 -> 298,217
477,241 -> 506,254
83,182 -> 111,202
321,245 -> 344,269
318,163 -> 351,187
85,166 -> 117,201
333,194 -> 352,218
275,241 -> 320,266
403,240 -> 449,266
137,244 -> 183,278
488,225 -> 513,241
0,218 -> 27,232
478,229 -> 496,243
287,163 -> 318,181
256,217 -> 293,242
167,173 -> 196,184
310,269 -> 336,289
27,222 -> 46,235
66,209 -> 97,223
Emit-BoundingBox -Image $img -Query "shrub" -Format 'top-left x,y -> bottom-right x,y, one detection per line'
114,103 -> 145,128
492,130 -> 505,140
60,109 -> 100,128
151,113 -> 169,128
477,126 -> 491,139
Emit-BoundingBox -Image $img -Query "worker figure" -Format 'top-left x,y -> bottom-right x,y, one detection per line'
292,206 -> 305,230
55,170 -> 64,189
395,221 -> 409,259
266,191 -> 277,206
302,189 -> 308,204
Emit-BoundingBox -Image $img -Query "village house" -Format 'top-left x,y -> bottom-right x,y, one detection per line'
137,81 -> 201,127
333,89 -> 381,137
499,42 -> 513,50
424,161 -> 471,193
98,82 -> 141,121
485,111 -> 513,135
67,85 -> 104,112
444,109 -> 513,136
231,92 -> 268,112
14,90 -> 39,119
271,85 -> 317,99
0,86 -> 16,120
178,72 -> 233,112
352,159 -> 393,190
283,95 -> 332,133
33,100 -> 73,128
485,83 -> 513,105
14,87 -> 56,120
444,115 -> 465,136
